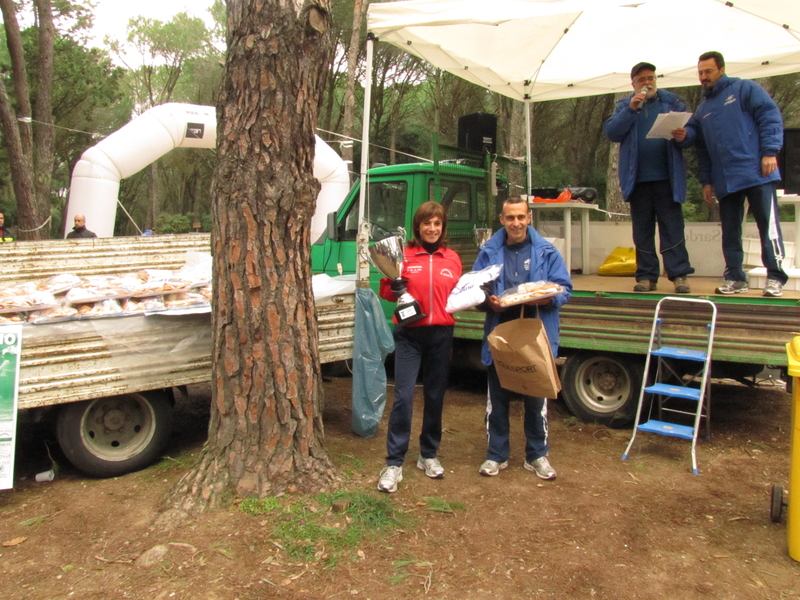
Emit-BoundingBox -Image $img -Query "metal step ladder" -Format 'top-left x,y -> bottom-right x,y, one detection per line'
622,296 -> 717,474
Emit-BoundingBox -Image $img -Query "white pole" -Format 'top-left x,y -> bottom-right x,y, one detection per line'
356,34 -> 375,284
525,98 -> 532,197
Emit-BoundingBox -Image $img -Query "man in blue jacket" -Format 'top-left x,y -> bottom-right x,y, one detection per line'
474,197 -> 572,480
604,62 -> 694,294
684,51 -> 788,297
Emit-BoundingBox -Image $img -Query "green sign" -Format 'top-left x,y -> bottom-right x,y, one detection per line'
0,325 -> 22,490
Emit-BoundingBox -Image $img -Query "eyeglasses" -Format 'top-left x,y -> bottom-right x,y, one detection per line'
634,76 -> 656,84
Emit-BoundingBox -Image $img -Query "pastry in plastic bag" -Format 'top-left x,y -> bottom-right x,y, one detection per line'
497,280 -> 565,307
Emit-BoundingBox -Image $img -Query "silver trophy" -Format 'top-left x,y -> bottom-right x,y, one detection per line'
474,227 -> 492,248
367,234 -> 425,325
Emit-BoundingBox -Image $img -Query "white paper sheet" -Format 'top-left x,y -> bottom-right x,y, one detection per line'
646,111 -> 693,139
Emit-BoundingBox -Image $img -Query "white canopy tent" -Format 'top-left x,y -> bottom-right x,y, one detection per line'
354,0 -> 800,267
367,0 -> 800,103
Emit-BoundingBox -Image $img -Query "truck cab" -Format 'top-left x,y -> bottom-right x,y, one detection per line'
312,161 -> 503,323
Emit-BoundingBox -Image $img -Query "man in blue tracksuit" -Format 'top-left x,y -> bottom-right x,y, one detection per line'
603,61 -> 694,294
683,51 -> 787,297
473,197 -> 572,480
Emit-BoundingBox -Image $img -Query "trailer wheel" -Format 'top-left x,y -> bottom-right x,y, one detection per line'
561,351 -> 644,428
56,391 -> 174,478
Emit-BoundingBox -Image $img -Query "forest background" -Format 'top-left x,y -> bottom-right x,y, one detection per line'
1,0 -> 799,239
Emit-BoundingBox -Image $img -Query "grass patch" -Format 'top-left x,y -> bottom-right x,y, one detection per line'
336,453 -> 365,470
149,454 -> 195,472
423,496 -> 466,514
238,490 -> 408,568
239,496 -> 282,516
391,553 -> 433,590
563,416 -> 580,427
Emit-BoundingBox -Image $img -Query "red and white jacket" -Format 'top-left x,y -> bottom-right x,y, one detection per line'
379,245 -> 462,327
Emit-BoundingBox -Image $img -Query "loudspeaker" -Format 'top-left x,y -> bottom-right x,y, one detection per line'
779,128 -> 800,194
458,113 -> 497,154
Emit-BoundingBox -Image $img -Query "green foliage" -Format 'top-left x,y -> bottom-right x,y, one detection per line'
155,213 -> 193,234
200,213 -> 213,232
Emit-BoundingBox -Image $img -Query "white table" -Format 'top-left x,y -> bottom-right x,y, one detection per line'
778,194 -> 800,268
530,201 -> 598,274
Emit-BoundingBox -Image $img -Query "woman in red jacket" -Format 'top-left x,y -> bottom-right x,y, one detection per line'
377,201 -> 462,493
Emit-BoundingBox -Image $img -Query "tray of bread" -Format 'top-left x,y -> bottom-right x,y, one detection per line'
497,280 -> 565,308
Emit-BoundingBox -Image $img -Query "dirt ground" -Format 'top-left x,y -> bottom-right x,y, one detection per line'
0,367 -> 798,600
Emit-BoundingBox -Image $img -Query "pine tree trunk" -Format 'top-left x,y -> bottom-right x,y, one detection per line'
605,92 -> 630,222
342,0 -> 365,165
164,0 -> 337,517
31,0 -> 55,239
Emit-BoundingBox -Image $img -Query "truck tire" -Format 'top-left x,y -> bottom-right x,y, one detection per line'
561,351 -> 644,428
56,390 -> 174,478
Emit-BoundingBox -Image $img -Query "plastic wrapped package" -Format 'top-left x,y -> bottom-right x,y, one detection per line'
28,304 -> 79,324
80,298 -> 124,318
351,287 -> 395,438
446,264 -> 501,313
36,273 -> 81,294
497,281 -> 565,307
173,250 -> 212,287
312,274 -> 357,301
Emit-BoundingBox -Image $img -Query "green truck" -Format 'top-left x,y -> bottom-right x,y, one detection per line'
313,160 -> 799,427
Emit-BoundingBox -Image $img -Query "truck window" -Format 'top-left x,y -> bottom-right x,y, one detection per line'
429,180 -> 472,221
342,180 -> 408,241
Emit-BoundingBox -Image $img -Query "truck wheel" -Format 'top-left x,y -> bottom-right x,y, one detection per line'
56,391 -> 174,478
561,351 -> 644,428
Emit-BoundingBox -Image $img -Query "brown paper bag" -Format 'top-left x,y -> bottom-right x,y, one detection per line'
488,317 -> 561,398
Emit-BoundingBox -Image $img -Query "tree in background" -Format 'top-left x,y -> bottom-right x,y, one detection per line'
164,0 -> 336,515
0,0 -> 125,238
108,10 -> 219,232
0,0 -> 56,239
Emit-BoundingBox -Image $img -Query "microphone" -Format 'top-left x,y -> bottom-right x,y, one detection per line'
637,85 -> 651,108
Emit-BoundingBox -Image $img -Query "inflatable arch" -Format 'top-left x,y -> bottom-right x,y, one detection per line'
66,103 -> 351,239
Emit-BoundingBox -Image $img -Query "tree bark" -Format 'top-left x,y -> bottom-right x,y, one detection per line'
342,0 -> 365,165
0,0 -> 50,239
164,0 -> 337,516
31,0 -> 56,238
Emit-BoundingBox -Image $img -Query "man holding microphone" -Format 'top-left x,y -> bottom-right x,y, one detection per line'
604,62 -> 694,294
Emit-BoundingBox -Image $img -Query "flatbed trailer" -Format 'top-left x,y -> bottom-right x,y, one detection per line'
0,234 -> 355,476
454,274 -> 799,426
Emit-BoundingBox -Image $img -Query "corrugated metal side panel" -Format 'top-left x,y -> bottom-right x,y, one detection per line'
317,296 -> 356,364
18,299 -> 356,410
17,313 -> 212,410
560,297 -> 799,365
0,234 -> 211,285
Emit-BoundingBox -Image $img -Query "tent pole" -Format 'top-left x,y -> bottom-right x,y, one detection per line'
524,98 -> 532,198
356,33 -> 376,284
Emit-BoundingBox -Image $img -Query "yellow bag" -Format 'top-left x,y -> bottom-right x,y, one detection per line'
598,247 -> 636,276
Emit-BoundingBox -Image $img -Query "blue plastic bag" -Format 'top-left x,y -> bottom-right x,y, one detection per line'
351,287 -> 395,438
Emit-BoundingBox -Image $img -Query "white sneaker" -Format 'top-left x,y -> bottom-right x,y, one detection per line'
763,279 -> 784,297
417,456 -> 445,479
478,459 -> 508,477
524,456 -> 557,480
377,466 -> 403,493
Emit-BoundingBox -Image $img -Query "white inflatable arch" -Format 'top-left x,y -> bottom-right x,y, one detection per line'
66,103 -> 351,239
